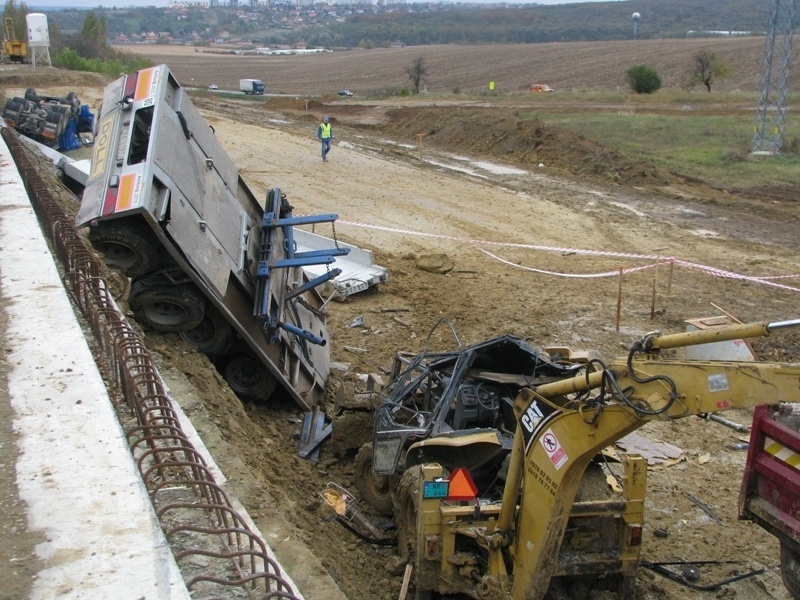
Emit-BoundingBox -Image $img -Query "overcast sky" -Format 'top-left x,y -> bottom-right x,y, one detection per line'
30,0 -> 625,8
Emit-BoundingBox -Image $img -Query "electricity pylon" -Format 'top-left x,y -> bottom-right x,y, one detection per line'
752,0 -> 796,154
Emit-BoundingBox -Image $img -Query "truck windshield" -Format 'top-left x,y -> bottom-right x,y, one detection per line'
128,105 -> 154,165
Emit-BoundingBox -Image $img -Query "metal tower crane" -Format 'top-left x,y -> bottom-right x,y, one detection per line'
752,0 -> 797,154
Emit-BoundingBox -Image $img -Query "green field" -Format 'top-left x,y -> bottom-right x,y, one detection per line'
519,91 -> 799,191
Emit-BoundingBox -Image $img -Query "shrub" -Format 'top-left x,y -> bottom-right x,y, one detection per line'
626,64 -> 662,94
52,48 -> 151,78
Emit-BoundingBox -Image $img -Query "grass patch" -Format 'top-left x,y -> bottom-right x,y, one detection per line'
52,48 -> 151,79
526,108 -> 800,190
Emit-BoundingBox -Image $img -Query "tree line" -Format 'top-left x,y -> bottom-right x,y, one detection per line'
319,0 -> 768,49
8,0 -> 771,50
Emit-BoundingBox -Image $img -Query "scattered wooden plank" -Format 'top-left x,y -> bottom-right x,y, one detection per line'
343,345 -> 368,354
685,492 -> 722,524
615,431 -> 684,466
399,564 -> 414,600
392,316 -> 411,328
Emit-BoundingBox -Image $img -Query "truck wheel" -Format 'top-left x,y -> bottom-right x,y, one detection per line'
24,87 -> 37,102
222,354 -> 277,401
129,282 -> 205,332
781,543 -> 800,599
179,305 -> 234,357
89,222 -> 160,277
354,443 -> 397,516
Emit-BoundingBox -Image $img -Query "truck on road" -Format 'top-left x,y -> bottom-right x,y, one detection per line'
77,64 -> 345,409
240,78 -> 265,95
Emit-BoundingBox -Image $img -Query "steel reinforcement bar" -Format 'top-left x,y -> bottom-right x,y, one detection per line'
2,127 -> 301,600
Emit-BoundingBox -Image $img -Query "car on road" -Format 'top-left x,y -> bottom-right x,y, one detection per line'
337,90 -> 354,97
208,84 -> 219,90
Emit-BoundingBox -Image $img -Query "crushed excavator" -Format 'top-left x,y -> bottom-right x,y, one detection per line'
359,318 -> 800,599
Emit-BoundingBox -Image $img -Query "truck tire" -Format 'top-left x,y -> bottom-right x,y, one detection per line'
781,543 -> 800,599
222,354 -> 277,401
128,282 -> 205,332
354,443 -> 397,516
179,305 -> 234,357
89,221 -> 160,277
24,87 -> 37,102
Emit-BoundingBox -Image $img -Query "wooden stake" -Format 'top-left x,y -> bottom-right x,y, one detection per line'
616,266 -> 624,333
650,258 -> 659,319
666,260 -> 674,297
417,133 -> 425,160
711,302 -> 743,323
399,564 -> 413,600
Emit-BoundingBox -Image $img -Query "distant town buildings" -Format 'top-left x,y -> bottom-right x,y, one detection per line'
172,0 -> 407,6
686,30 -> 751,36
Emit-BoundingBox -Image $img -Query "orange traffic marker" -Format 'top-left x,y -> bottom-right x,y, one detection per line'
447,468 -> 478,501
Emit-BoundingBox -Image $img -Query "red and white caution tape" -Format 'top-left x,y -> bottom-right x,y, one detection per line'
333,218 -> 800,293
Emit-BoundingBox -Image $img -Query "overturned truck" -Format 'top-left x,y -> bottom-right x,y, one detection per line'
76,64 -> 347,408
3,88 -> 93,150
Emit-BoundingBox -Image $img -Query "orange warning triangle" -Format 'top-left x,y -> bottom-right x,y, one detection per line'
446,468 -> 478,501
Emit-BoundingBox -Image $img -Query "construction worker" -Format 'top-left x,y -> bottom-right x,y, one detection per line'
317,115 -> 333,162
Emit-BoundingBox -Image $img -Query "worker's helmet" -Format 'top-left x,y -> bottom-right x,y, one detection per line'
323,115 -> 329,122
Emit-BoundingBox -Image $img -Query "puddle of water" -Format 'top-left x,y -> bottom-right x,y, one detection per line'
676,206 -> 707,216
690,229 -> 720,238
379,139 -> 416,149
609,201 -> 648,218
470,161 -> 527,175
427,160 -> 488,179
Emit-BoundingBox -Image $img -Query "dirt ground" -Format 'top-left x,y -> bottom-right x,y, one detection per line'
3,64 -> 800,600
187,94 -> 800,600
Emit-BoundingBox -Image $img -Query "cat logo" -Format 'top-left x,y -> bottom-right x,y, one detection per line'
521,400 -> 544,435
518,392 -> 558,451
